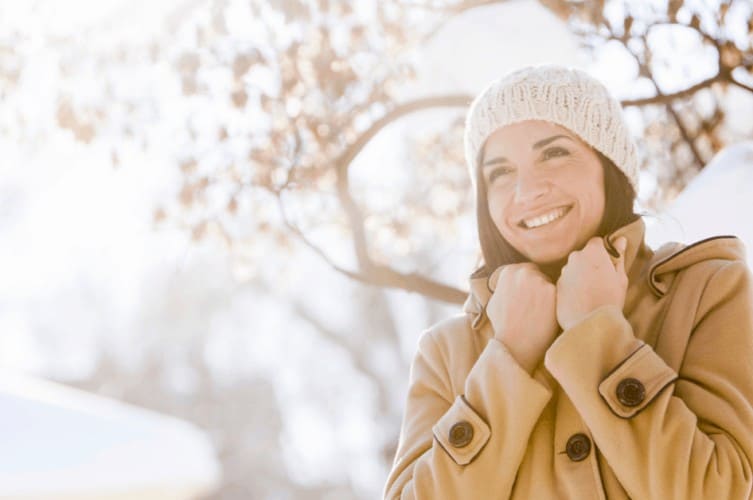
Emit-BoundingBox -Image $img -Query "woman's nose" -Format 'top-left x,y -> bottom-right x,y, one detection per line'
514,170 -> 550,204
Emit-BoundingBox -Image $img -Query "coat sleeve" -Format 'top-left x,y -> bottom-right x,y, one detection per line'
544,260 -> 753,500
384,322 -> 553,499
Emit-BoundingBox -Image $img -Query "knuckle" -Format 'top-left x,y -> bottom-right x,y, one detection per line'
501,264 -> 518,275
488,267 -> 504,291
512,262 -> 533,273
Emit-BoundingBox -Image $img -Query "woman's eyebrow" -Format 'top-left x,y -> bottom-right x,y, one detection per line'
482,134 -> 573,168
532,134 -> 573,150
482,156 -> 509,167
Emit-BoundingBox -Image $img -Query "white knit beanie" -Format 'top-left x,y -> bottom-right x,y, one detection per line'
464,64 -> 640,193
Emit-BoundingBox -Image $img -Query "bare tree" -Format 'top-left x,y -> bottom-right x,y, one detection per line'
542,0 -> 753,205
5,1 -> 751,304
153,0 -> 753,303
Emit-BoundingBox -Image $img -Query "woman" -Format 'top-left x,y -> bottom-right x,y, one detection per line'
384,65 -> 753,499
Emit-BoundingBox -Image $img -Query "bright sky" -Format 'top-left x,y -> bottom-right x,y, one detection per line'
0,0 -> 177,39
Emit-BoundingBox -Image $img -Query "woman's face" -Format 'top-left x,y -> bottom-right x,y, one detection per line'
481,120 -> 605,266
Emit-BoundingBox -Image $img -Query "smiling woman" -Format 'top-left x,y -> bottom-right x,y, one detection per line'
481,122 -> 607,270
384,65 -> 753,499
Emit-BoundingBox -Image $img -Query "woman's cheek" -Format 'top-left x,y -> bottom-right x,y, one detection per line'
488,184 -> 512,211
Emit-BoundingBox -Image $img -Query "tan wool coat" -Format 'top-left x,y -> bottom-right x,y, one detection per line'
385,217 -> 753,499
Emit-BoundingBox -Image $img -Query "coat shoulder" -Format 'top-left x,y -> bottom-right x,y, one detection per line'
646,235 -> 748,296
420,313 -> 476,349
417,313 -> 488,369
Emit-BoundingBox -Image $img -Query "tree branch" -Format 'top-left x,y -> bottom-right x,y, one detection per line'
336,94 -> 471,171
276,193 -> 467,304
333,94 -> 470,282
289,299 -> 384,385
334,162 -> 372,268
620,74 -> 724,107
360,264 -> 468,303
606,28 -> 708,167
666,103 -> 706,167
730,74 -> 753,94
270,95 -> 474,305
632,50 -> 708,166
276,194 -> 362,280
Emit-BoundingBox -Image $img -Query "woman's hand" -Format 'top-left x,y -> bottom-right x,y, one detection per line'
487,263 -> 559,374
556,236 -> 628,331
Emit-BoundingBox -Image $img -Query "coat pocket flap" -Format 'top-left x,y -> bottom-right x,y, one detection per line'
432,395 -> 490,465
598,345 -> 678,419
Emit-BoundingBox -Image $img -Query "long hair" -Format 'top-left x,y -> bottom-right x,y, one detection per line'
470,150 -> 638,279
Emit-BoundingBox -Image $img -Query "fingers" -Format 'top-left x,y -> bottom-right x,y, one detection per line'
568,237 -> 610,267
491,234 -> 629,291
560,236 -> 629,287
584,236 -> 625,266
489,262 -> 550,292
504,262 -> 549,281
585,236 -> 604,250
613,236 -> 628,255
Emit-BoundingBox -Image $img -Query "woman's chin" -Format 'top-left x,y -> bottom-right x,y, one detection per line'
525,247 -> 572,268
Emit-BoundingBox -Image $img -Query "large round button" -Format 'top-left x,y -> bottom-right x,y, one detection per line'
448,421 -> 474,448
616,378 -> 646,407
566,433 -> 591,462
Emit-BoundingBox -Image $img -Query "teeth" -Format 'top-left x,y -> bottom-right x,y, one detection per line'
522,206 -> 569,229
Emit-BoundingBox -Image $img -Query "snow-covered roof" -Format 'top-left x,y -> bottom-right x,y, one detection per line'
645,141 -> 753,268
0,374 -> 220,500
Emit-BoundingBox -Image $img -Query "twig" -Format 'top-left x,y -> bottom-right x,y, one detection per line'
620,74 -> 723,107
335,171 -> 372,269
334,94 -> 470,273
336,94 -> 470,171
276,195 -> 362,280
730,75 -> 753,94
276,193 -> 468,304
665,103 -> 706,167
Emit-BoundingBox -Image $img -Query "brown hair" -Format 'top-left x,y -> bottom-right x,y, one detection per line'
470,150 -> 639,278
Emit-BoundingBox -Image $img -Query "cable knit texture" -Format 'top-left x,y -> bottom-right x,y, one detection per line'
464,65 -> 640,193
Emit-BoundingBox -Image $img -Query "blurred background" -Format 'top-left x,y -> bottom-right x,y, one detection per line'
1,0 -> 752,498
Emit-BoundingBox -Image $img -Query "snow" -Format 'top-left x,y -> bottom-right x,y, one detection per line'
645,141 -> 753,268
0,374 -> 220,499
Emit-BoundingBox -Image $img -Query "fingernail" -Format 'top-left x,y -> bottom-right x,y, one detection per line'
616,236 -> 628,253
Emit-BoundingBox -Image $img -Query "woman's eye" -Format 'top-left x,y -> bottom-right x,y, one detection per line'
542,147 -> 569,160
488,167 -> 513,183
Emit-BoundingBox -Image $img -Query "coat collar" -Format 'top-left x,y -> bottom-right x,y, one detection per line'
462,217 -> 648,330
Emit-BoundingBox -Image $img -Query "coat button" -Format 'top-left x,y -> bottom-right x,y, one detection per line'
616,378 -> 646,407
448,421 -> 474,448
566,433 -> 591,462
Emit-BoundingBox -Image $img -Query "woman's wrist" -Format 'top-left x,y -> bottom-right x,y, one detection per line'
496,335 -> 539,375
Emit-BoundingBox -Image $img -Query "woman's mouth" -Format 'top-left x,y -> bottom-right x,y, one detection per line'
518,205 -> 572,229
